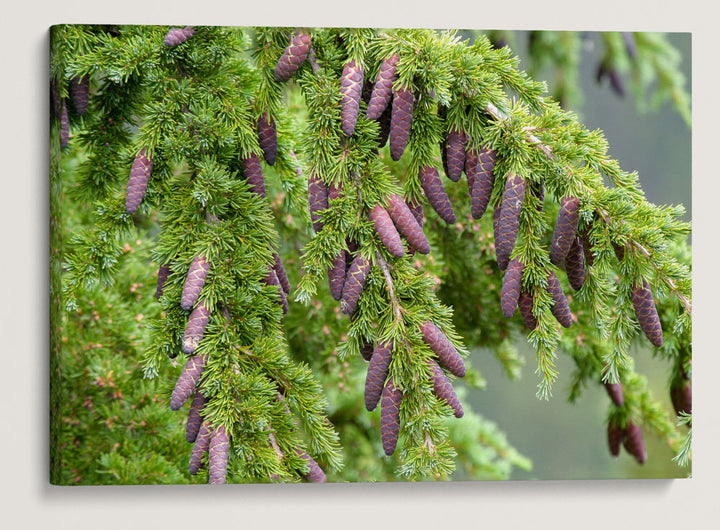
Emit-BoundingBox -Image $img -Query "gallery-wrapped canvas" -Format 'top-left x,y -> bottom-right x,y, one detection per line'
49,25 -> 691,485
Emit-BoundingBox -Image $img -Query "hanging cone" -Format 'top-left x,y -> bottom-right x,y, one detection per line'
547,271 -> 572,328
428,359 -> 464,418
125,147 -> 153,214
263,267 -> 288,314
604,382 -> 624,407
380,378 -> 403,456
70,75 -> 89,115
257,111 -> 278,165
550,196 -> 580,267
367,53 -> 399,120
208,425 -> 230,484
163,26 -> 196,46
370,204 -> 404,258
670,379 -> 692,416
275,32 -> 312,82
242,153 -> 266,197
419,321 -> 465,378
182,300 -> 211,354
495,173 -> 526,271
465,147 -> 478,194
340,254 -> 371,315
518,290 -> 537,330
407,196 -> 424,228
359,340 -> 374,362
565,235 -> 586,290
273,253 -> 291,295
186,392 -> 207,443
155,263 -> 171,299
500,258 -> 525,319
386,194 -> 430,254
419,165 -> 456,224
308,171 -> 329,233
365,340 -> 394,412
189,421 -> 212,475
340,59 -> 364,137
171,354 -> 207,411
446,129 -> 467,182
389,85 -> 414,161
607,421 -> 623,457
622,422 -> 647,464
471,147 -> 496,220
631,279 -> 663,347
296,449 -> 327,483
181,255 -> 209,311
328,251 -> 346,301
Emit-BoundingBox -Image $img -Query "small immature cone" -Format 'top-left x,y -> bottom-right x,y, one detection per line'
380,378 -> 403,456
428,360 -> 463,418
242,153 -> 266,197
181,255 -> 209,311
500,258 -> 525,319
604,382 -> 624,407
670,379 -> 692,416
163,26 -> 196,46
171,354 -> 207,411
208,425 -> 230,484
495,173 -> 526,271
420,321 -> 466,378
264,267 -> 288,314
273,253 -> 291,294
189,422 -> 212,475
622,422 -> 647,464
386,194 -> 430,254
359,340 -> 374,362
631,279 -> 663,348
370,204 -> 404,258
257,112 -> 278,166
367,53 -> 399,120
155,263 -> 171,299
60,101 -> 69,148
308,171 -> 329,233
550,196 -> 580,267
580,230 -> 596,267
275,32 -> 312,82
419,165 -> 456,224
547,271 -> 573,328
565,235 -> 586,291
518,290 -> 537,330
182,300 -> 211,354
446,129 -> 467,182
70,75 -> 89,115
389,85 -> 414,161
607,421 -> 623,457
125,147 -> 153,214
186,392 -> 207,443
365,340 -> 394,412
340,254 -> 371,315
328,251 -> 346,301
471,147 -> 496,220
297,450 -> 327,483
340,59 -> 364,137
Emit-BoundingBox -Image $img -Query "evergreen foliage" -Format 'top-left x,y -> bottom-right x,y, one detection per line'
50,25 -> 691,484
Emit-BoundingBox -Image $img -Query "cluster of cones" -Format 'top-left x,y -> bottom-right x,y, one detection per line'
51,74 -> 89,149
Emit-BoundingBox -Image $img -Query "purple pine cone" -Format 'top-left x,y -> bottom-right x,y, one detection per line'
380,378 -> 403,456
389,85 -> 414,161
365,340 -> 394,412
367,53 -> 399,120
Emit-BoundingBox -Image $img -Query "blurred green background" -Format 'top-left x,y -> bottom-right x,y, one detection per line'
466,32 -> 691,480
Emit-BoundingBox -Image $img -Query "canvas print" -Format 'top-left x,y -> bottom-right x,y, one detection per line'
49,25 -> 691,485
